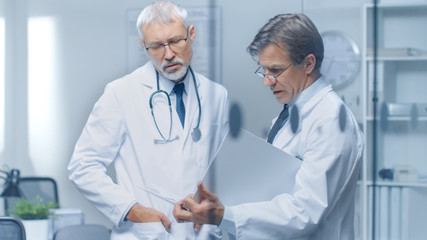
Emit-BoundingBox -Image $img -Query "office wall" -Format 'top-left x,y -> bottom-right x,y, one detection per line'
2,0 -> 362,227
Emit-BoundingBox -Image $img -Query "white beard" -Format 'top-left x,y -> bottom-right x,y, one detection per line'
160,65 -> 188,82
156,59 -> 188,82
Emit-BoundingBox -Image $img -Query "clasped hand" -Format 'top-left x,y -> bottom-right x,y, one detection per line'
173,182 -> 225,231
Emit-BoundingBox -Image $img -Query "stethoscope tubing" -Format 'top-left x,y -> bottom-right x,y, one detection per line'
189,66 -> 201,130
149,66 -> 201,143
149,89 -> 173,142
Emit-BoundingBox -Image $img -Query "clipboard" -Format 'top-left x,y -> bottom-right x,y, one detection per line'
195,129 -> 302,206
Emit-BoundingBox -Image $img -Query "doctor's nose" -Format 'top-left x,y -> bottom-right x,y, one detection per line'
164,45 -> 176,61
264,76 -> 276,86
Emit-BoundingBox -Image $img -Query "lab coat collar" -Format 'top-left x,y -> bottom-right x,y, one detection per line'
291,76 -> 331,113
139,61 -> 157,89
274,76 -> 332,149
138,61 -> 197,95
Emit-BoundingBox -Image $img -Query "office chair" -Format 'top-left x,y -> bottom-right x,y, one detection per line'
0,216 -> 26,240
4,177 -> 59,215
53,224 -> 111,240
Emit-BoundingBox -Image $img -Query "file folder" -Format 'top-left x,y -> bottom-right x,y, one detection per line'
196,129 -> 302,206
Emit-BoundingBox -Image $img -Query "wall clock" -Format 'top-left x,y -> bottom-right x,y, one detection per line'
320,31 -> 361,90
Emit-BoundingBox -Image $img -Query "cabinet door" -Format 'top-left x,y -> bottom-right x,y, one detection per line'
365,3 -> 427,240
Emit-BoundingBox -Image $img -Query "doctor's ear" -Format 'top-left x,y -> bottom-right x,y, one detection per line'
188,25 -> 195,43
138,39 -> 149,53
303,54 -> 316,75
138,38 -> 145,49
138,39 -> 145,48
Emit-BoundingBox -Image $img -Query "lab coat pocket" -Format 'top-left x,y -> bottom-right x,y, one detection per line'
129,222 -> 169,240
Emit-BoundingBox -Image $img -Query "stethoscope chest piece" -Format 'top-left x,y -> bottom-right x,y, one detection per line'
191,127 -> 201,142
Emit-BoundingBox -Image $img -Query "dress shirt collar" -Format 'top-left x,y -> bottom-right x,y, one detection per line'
158,71 -> 191,96
289,75 -> 329,110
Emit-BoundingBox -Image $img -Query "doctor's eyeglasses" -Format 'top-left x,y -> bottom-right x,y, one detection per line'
145,28 -> 189,55
255,63 -> 293,82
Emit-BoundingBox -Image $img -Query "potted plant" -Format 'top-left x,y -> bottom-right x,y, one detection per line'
9,197 -> 57,240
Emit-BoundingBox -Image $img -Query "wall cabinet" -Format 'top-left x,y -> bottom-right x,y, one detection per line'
360,2 -> 427,239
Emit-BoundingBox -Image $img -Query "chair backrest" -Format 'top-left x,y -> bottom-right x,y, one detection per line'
4,177 -> 59,215
53,224 -> 111,240
0,216 -> 26,240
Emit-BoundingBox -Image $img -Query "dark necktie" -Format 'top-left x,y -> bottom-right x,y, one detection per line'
173,83 -> 185,127
267,104 -> 289,144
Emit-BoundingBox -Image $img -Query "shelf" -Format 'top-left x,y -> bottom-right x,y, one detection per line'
365,2 -> 427,9
366,116 -> 427,121
361,180 -> 427,188
366,55 -> 427,61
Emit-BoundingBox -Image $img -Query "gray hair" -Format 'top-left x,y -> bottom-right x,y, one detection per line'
247,13 -> 324,73
136,1 -> 189,40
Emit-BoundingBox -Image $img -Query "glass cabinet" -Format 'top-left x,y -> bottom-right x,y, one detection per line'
362,2 -> 427,240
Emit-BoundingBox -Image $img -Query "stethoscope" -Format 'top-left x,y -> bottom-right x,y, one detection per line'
149,66 -> 201,144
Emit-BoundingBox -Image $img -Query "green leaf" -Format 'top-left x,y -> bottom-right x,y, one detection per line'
10,196 -> 58,220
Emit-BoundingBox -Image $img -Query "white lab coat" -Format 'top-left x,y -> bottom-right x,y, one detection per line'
222,77 -> 364,240
68,62 -> 229,239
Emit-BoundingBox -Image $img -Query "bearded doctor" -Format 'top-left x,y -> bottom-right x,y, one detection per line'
68,2 -> 229,239
173,13 -> 364,240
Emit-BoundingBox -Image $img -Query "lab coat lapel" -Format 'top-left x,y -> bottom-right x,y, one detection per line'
182,72 -> 201,143
272,105 -> 299,150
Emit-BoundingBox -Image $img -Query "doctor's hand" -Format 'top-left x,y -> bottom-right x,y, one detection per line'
126,203 -> 171,231
173,182 -> 224,229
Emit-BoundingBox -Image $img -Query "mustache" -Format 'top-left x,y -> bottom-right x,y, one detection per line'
161,59 -> 184,71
